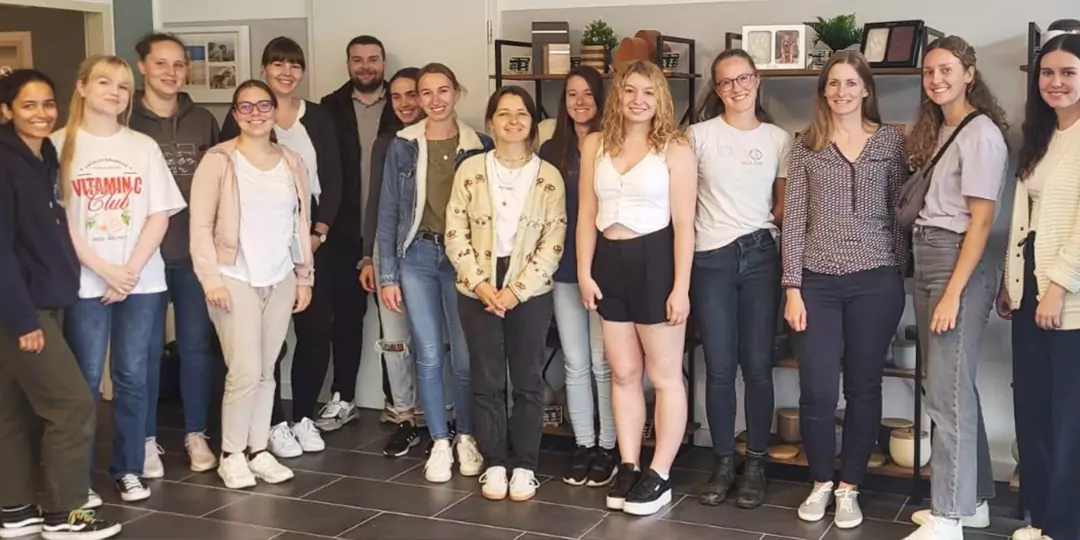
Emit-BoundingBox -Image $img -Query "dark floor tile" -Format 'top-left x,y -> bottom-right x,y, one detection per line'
98,503 -> 155,524
91,446 -> 196,482
91,475 -> 249,516
437,493 -> 606,538
206,494 -> 377,536
183,467 -> 342,498
585,513 -> 761,540
535,452 -> 574,478
341,513 -> 522,540
304,477 -> 468,516
821,518 -> 915,539
391,465 -> 484,493
673,447 -> 717,473
116,512 -> 279,540
517,535 -> 576,540
272,533 -> 336,540
285,448 -> 421,480
664,496 -> 830,539
669,468 -> 711,495
532,479 -> 609,509
320,422 -> 394,451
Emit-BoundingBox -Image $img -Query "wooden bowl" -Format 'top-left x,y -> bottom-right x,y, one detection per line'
768,444 -> 799,461
868,452 -> 887,468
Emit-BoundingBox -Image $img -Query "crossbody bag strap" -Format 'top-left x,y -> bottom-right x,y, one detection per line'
925,110 -> 984,173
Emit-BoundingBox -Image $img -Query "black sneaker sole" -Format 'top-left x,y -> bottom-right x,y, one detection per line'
383,436 -> 420,458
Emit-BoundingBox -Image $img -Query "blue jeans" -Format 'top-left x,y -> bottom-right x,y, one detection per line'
399,238 -> 472,439
553,282 -> 614,449
65,292 -> 167,480
691,229 -> 781,457
147,264 -> 217,436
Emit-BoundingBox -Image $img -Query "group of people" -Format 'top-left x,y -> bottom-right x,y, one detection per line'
0,24 -> 1076,540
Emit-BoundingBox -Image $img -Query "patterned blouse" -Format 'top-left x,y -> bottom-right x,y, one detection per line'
781,125 -> 910,288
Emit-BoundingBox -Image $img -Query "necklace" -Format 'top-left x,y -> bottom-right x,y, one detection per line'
492,155 -> 528,206
495,153 -> 528,165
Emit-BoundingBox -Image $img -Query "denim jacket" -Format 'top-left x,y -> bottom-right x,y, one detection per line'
376,118 -> 493,286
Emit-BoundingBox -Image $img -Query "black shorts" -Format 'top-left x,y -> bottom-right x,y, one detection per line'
592,225 -> 675,325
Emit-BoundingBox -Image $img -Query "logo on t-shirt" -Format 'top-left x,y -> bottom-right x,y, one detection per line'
162,143 -> 198,178
71,158 -> 142,242
744,148 -> 765,166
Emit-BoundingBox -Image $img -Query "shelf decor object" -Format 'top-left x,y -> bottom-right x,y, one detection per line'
805,14 -> 862,68
544,43 -> 572,75
581,19 -> 618,72
742,24 -> 814,70
509,56 -> 531,74
531,21 -> 570,75
860,20 -> 926,68
725,32 -> 743,51
1046,19 -> 1080,42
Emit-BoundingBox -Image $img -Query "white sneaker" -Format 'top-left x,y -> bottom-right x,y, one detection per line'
456,434 -> 484,477
425,439 -> 455,483
268,422 -> 303,459
116,474 -> 151,502
217,453 -> 257,489
185,432 -> 217,472
142,437 -> 165,479
315,392 -> 359,432
83,489 -> 102,510
903,515 -> 964,540
292,418 -> 326,453
1012,526 -> 1044,540
833,486 -> 863,529
248,452 -> 295,484
509,468 -> 540,502
797,482 -> 834,522
480,466 -> 508,500
912,500 -> 990,528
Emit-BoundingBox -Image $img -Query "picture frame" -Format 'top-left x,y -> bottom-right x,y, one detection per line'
1027,21 -> 1043,85
165,25 -> 251,103
0,31 -> 34,73
725,32 -> 742,51
741,25 -> 812,70
860,20 -> 925,68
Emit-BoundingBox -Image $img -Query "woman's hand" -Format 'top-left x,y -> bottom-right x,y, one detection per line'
381,284 -> 404,313
1035,283 -> 1066,330
18,329 -> 44,354
206,286 -> 232,312
930,292 -> 960,333
495,288 -> 520,314
359,264 -> 376,293
995,282 -> 1013,320
475,282 -> 505,316
101,263 -> 138,294
784,288 -> 807,332
294,285 -> 313,313
101,288 -> 128,305
666,289 -> 690,326
578,277 -> 603,311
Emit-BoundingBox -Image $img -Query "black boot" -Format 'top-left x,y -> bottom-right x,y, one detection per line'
735,454 -> 767,509
699,454 -> 735,506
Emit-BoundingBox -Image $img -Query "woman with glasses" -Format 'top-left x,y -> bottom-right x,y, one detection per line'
190,79 -> 314,489
690,49 -> 790,510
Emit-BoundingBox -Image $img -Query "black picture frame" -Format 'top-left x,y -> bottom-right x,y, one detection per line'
860,20 -> 926,68
1026,21 -> 1043,87
725,32 -> 742,51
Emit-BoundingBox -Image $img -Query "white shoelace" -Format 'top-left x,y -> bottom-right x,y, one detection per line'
835,489 -> 856,513
119,475 -> 143,491
805,484 -> 832,504
511,470 -> 539,490
147,438 -> 164,456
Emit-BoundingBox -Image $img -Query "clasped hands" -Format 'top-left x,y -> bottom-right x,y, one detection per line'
475,281 -> 519,318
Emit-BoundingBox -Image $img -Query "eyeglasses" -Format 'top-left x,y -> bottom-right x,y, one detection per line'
716,72 -> 756,93
234,100 -> 274,114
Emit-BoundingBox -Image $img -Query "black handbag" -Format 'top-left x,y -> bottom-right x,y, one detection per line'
894,111 -> 984,228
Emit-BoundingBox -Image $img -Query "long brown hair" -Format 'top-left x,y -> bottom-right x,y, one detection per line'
1018,34 -> 1080,180
803,51 -> 881,152
600,60 -> 687,156
59,55 -> 135,202
907,36 -> 1009,169
547,66 -> 604,173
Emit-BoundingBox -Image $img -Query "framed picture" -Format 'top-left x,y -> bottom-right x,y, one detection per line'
860,20 -> 925,68
741,25 -> 812,70
725,32 -> 742,51
0,31 -> 34,74
166,25 -> 251,103
1027,22 -> 1043,81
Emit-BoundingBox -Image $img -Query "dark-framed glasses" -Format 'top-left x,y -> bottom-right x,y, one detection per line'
234,100 -> 274,114
717,72 -> 756,93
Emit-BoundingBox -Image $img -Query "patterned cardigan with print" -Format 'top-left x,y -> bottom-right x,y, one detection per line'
445,153 -> 567,303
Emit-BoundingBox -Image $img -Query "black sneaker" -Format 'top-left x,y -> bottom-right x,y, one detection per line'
1,504 -> 43,537
425,423 -> 456,456
42,509 -> 121,540
116,474 -> 151,502
623,468 -> 673,516
605,463 -> 641,510
563,446 -> 593,486
383,421 -> 420,458
586,447 -> 618,487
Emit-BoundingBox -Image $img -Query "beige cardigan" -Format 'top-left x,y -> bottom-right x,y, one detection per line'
445,152 -> 566,302
188,139 -> 314,292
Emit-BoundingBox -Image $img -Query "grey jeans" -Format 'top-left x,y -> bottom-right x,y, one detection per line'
912,226 -> 996,517
553,282 -> 615,449
374,245 -> 417,415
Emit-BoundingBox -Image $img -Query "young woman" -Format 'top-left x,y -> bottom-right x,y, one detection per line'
690,49 -> 790,509
1001,34 -> 1080,540
359,66 -> 427,458
446,86 -> 566,502
190,79 -> 314,490
902,36 -> 1008,540
376,63 -> 493,483
782,51 -> 908,529
221,37 -> 344,459
53,55 -> 186,504
537,66 -> 616,487
578,60 -> 698,517
0,69 -> 122,540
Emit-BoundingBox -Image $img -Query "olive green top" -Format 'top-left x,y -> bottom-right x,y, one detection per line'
417,136 -> 460,234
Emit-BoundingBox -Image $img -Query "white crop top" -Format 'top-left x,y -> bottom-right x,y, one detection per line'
594,150 -> 671,234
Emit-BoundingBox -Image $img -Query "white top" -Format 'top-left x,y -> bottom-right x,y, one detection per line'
1027,154 -> 1050,231
51,126 -> 186,299
487,151 -> 539,258
689,117 -> 792,251
218,151 -> 298,287
594,149 -> 670,234
274,100 -> 321,204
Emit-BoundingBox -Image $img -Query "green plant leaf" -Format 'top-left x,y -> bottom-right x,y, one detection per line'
804,13 -> 863,51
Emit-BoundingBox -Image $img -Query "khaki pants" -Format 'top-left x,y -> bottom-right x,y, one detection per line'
209,274 -> 296,454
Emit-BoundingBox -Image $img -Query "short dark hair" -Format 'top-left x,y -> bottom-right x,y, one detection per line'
135,32 -> 186,61
0,68 -> 55,108
346,35 -> 385,59
485,86 -> 539,147
261,36 -> 306,70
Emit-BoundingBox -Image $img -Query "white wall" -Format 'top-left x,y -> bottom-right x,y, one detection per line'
157,0 -> 305,23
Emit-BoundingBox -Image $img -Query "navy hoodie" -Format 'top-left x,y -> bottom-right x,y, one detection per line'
0,124 -> 80,337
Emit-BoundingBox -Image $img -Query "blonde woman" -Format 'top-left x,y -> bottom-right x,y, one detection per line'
577,60 -> 698,517
51,55 -> 186,504
189,79 -> 314,490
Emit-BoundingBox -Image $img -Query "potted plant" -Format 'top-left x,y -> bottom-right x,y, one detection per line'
805,14 -> 862,67
581,19 -> 617,71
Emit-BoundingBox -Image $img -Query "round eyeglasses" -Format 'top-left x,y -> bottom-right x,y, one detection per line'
716,73 -> 756,93
234,100 -> 275,114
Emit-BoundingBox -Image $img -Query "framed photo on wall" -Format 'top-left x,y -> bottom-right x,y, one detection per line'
741,25 -> 812,70
860,20 -> 925,68
165,25 -> 251,103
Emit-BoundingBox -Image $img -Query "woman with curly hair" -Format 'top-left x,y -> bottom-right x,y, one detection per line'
577,60 -> 698,516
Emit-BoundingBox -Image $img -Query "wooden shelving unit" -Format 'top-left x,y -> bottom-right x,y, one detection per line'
764,441 -> 931,480
543,420 -> 699,447
758,67 -> 924,78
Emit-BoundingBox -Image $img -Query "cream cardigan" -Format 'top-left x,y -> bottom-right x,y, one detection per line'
1004,122 -> 1080,329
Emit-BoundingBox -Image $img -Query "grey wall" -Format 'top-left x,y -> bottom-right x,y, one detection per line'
112,0 -> 154,87
0,5 -> 86,119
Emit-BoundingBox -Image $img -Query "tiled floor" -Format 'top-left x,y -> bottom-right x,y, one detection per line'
60,404 -> 1030,540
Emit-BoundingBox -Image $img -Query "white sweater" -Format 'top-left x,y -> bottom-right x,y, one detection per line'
1005,121 -> 1080,330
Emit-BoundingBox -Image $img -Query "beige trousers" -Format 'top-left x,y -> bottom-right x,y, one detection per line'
209,273 -> 296,454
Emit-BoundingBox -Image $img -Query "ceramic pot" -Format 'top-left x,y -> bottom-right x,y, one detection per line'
890,428 -> 931,469
891,339 -> 918,370
878,418 -> 912,456
777,408 -> 800,443
580,44 -> 606,70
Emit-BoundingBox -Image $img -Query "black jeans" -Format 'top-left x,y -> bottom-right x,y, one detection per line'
458,260 -> 554,470
1013,234 -> 1080,540
795,267 -> 904,485
273,236 -> 367,423
691,229 -> 780,457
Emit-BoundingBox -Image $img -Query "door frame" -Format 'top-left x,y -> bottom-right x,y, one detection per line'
0,0 -> 114,56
